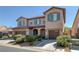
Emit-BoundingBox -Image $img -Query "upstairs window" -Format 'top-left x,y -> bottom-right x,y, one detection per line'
34,19 -> 41,25
30,22 -> 32,25
18,21 -> 22,26
22,21 -> 25,26
47,13 -> 60,22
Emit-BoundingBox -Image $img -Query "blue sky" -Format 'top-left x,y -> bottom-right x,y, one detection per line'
0,6 -> 78,27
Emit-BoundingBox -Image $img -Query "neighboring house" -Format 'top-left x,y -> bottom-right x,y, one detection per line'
71,9 -> 79,37
13,7 -> 66,39
0,26 -> 13,34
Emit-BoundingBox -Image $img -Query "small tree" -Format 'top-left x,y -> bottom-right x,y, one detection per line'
64,26 -> 69,35
56,35 -> 71,47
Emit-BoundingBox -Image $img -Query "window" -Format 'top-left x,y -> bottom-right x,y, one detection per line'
53,14 -> 57,21
34,19 -> 41,25
30,22 -> 32,25
47,13 -> 60,21
23,21 -> 25,26
43,20 -> 45,24
18,21 -> 21,26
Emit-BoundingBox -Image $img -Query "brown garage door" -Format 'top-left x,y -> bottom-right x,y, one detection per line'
49,30 -> 59,39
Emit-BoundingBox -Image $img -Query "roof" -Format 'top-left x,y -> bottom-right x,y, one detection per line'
16,16 -> 45,21
16,16 -> 29,21
43,7 -> 66,23
72,9 -> 79,29
12,25 -> 45,29
16,7 -> 66,23
44,7 -> 65,14
29,16 -> 45,19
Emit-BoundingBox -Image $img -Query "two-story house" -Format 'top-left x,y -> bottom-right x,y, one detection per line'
13,7 -> 66,39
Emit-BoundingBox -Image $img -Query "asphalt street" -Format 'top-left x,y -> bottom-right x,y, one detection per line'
0,45 -> 36,52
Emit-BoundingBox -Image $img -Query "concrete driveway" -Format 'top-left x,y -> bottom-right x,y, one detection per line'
36,40 -> 55,47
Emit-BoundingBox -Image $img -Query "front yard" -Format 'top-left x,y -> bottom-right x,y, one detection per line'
0,34 -> 79,52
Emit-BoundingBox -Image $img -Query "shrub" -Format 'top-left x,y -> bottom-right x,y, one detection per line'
36,36 -> 42,41
8,34 -> 13,38
25,35 -> 37,46
12,34 -> 25,40
0,34 -> 2,39
56,35 -> 71,47
12,35 -> 17,40
36,36 -> 45,41
25,35 -> 37,42
2,35 -> 9,39
76,33 -> 79,39
15,37 -> 24,44
13,34 -> 25,44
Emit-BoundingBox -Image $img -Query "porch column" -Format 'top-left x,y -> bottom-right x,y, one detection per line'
45,29 -> 49,39
59,29 -> 63,35
26,29 -> 29,35
38,29 -> 40,36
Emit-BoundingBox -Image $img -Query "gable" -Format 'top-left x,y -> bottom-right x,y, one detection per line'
16,17 -> 28,21
43,7 -> 66,23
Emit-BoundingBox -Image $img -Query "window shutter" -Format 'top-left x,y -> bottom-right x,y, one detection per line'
51,14 -> 53,21
48,14 -> 50,21
39,20 -> 41,24
57,13 -> 60,20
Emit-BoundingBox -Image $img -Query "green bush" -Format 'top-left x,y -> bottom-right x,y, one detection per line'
41,36 -> 45,39
8,34 -> 13,38
0,34 -> 2,39
12,35 -> 17,40
36,36 -> 45,41
56,35 -> 71,47
2,35 -> 9,39
76,34 -> 79,39
12,34 -> 25,40
36,36 -> 42,41
15,37 -> 24,43
13,34 -> 25,44
25,35 -> 37,46
25,35 -> 37,42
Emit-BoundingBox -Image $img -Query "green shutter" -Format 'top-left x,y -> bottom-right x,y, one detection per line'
49,14 -> 53,21
39,20 -> 41,24
48,14 -> 50,21
57,13 -> 60,20
51,14 -> 53,21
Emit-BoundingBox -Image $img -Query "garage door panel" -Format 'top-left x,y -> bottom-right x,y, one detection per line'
49,30 -> 59,39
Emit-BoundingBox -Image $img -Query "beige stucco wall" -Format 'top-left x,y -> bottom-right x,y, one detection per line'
29,27 -> 45,36
28,18 -> 45,26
